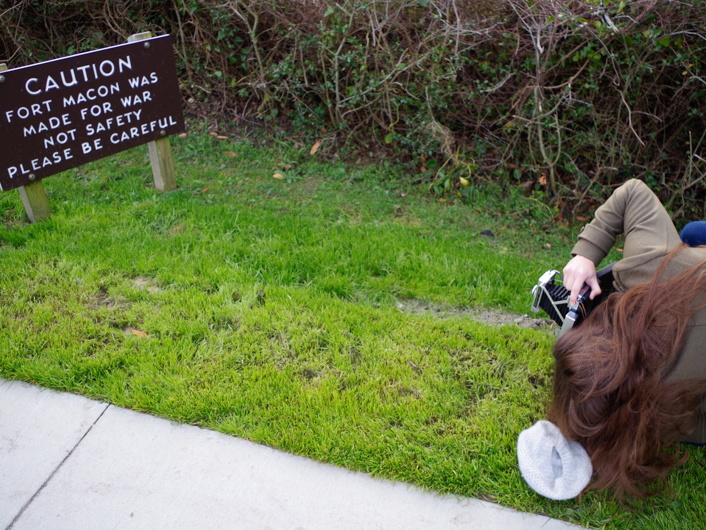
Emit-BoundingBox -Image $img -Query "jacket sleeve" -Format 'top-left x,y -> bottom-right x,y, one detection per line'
571,179 -> 683,288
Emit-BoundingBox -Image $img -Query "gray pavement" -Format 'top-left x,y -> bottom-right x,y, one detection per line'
0,378 -> 584,529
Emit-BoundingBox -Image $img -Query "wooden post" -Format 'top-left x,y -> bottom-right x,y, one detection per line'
18,183 -> 52,223
0,63 -> 52,222
128,32 -> 177,192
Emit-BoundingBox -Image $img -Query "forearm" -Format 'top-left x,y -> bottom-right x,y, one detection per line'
571,179 -> 680,264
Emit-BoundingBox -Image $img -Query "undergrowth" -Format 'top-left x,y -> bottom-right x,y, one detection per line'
2,0 -> 706,219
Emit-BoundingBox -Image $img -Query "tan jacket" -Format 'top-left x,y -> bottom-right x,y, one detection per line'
571,179 -> 706,443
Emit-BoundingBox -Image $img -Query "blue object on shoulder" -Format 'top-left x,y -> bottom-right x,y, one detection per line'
680,221 -> 706,247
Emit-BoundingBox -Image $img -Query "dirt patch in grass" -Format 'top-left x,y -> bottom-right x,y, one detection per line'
131,277 -> 162,293
92,293 -> 124,310
395,298 -> 555,331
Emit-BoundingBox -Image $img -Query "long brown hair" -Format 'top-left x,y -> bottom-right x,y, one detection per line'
549,246 -> 706,498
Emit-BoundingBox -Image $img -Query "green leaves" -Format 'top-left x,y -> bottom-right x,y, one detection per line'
8,0 -> 706,218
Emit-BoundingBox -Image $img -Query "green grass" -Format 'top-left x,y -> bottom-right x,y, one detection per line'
0,133 -> 702,529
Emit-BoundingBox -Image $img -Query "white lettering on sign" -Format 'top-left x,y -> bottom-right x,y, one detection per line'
85,109 -> 143,135
6,148 -> 73,178
62,83 -> 121,107
5,100 -> 53,123
22,114 -> 72,136
42,129 -> 78,149
25,57 -> 133,96
120,91 -> 153,107
81,139 -> 103,154
109,116 -> 178,144
80,102 -> 115,120
127,72 -> 159,88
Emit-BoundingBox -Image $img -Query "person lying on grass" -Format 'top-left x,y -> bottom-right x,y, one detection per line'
519,179 -> 706,500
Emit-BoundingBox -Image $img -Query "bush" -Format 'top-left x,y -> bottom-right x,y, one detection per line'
2,0 -> 706,220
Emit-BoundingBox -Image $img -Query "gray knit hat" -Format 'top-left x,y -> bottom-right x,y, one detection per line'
517,420 -> 593,500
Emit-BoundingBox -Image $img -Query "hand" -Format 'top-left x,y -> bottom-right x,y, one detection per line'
562,255 -> 601,306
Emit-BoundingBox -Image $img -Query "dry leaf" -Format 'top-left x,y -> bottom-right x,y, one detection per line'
310,140 -> 322,155
216,135 -> 228,139
130,329 -> 148,338
538,173 -> 548,186
272,173 -> 284,179
224,151 -> 238,157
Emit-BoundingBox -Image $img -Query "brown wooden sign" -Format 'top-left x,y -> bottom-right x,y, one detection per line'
0,34 -> 184,191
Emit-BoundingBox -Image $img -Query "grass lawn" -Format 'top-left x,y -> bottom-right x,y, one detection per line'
1,132 -> 704,529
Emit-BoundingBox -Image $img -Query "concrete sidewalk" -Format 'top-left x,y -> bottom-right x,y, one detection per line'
0,379 -> 584,529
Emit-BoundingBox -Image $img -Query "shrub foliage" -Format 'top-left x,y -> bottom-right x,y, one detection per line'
2,0 -> 706,218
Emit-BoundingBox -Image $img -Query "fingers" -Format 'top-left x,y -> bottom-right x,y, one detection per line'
586,277 -> 602,301
562,255 -> 599,306
567,277 -> 584,307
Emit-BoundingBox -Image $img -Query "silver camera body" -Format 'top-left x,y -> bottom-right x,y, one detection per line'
531,264 -> 615,338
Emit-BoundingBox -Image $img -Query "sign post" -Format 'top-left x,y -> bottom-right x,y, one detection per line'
128,32 -> 177,192
0,34 -> 184,221
0,63 -> 52,222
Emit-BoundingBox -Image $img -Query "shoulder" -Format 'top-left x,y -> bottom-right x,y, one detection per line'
615,246 -> 706,289
613,179 -> 657,202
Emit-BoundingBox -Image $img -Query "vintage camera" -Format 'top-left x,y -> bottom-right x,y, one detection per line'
531,263 -> 615,337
